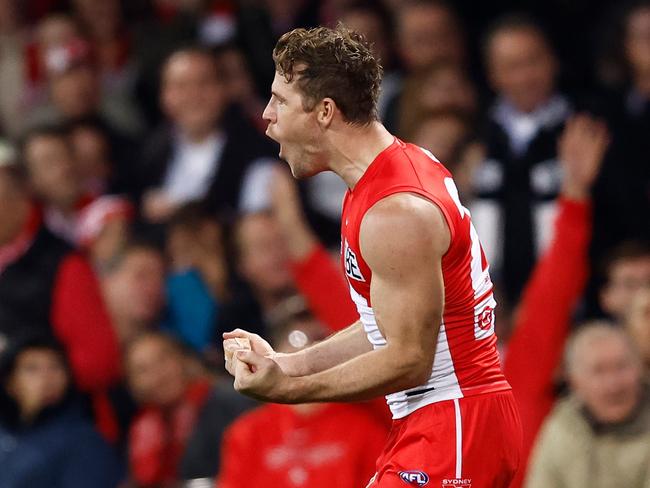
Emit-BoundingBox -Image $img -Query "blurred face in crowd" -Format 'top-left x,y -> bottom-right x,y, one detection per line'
411,113 -> 469,164
397,3 -> 464,72
23,134 -> 81,210
0,169 -> 29,246
50,65 -> 101,118
236,213 -> 293,298
487,27 -> 557,113
103,247 -> 166,342
625,6 -> 650,82
217,47 -> 257,104
568,328 -> 642,424
419,63 -> 477,115
600,254 -> 650,320
341,9 -> 391,67
6,348 -> 69,419
126,335 -> 188,407
72,0 -> 121,41
36,14 -> 79,53
161,52 -> 227,139
70,125 -> 112,192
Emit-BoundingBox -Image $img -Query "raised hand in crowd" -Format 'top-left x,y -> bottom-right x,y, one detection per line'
557,113 -> 610,200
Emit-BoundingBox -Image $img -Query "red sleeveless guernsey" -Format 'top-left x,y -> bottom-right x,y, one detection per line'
340,138 -> 511,419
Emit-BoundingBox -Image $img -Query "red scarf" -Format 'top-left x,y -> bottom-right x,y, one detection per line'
129,380 -> 213,486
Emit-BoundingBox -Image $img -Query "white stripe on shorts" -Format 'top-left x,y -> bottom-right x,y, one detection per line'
453,398 -> 463,478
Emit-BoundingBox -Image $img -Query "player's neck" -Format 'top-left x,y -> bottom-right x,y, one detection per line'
327,121 -> 395,190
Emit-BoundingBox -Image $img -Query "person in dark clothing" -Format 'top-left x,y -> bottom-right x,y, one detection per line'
125,331 -> 255,487
0,333 -> 122,488
0,164 -> 120,393
473,14 -> 571,303
137,47 -> 277,226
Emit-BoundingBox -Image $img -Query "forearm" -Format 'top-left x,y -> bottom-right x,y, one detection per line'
284,343 -> 431,403
273,320 -> 369,376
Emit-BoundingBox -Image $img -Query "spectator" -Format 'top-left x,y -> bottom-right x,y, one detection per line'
0,334 -> 122,488
165,203 -> 230,352
409,109 -> 473,164
598,241 -> 650,323
525,323 -> 650,488
222,211 -> 295,336
214,43 -> 267,133
0,163 -> 120,393
68,117 -> 136,196
102,241 -> 166,347
395,0 -> 465,73
0,0 -> 29,138
474,13 -> 572,302
26,36 -> 143,139
138,47 -> 277,224
588,2 -> 650,313
383,0 -> 467,132
70,0 -> 135,95
126,331 -> 255,487
218,305 -> 388,488
503,113 -> 609,488
396,60 -> 478,139
269,166 -> 358,332
20,124 -> 92,244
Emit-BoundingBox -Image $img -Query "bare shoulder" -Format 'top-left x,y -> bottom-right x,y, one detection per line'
359,193 -> 450,273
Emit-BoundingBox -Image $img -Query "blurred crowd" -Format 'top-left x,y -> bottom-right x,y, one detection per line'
0,0 -> 648,487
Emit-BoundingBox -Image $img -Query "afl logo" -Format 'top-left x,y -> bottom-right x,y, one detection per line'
399,470 -> 429,486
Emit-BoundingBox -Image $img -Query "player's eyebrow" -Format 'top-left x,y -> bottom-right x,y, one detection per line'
271,91 -> 286,102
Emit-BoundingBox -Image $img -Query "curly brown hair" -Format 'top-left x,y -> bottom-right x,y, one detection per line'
273,24 -> 383,125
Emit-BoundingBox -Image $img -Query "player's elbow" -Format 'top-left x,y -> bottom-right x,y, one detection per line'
388,345 -> 434,389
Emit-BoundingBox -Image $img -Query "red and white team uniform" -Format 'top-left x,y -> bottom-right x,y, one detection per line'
340,138 -> 522,487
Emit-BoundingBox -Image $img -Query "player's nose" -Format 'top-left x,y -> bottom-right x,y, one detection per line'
262,101 -> 275,123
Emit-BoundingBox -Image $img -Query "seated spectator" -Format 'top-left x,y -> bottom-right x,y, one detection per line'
0,333 -> 121,488
0,163 -> 120,394
164,203 -> 230,351
598,241 -> 650,323
126,332 -> 255,487
138,47 -> 277,224
525,323 -> 650,488
20,124 -> 91,244
397,61 -> 477,139
218,306 -> 388,488
395,0 -> 465,73
409,109 -> 473,164
26,36 -> 143,139
381,0 -> 467,131
68,117 -> 135,196
101,241 -> 166,347
473,13 -> 573,302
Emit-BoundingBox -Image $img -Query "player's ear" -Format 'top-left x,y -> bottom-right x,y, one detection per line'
317,98 -> 336,128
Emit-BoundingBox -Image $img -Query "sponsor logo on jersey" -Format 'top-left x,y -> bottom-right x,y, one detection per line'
344,239 -> 365,282
441,478 -> 472,487
399,470 -> 429,486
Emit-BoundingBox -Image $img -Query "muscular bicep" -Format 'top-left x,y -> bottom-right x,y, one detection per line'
360,193 -> 450,366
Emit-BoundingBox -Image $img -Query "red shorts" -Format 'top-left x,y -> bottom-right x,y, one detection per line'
366,391 -> 522,488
